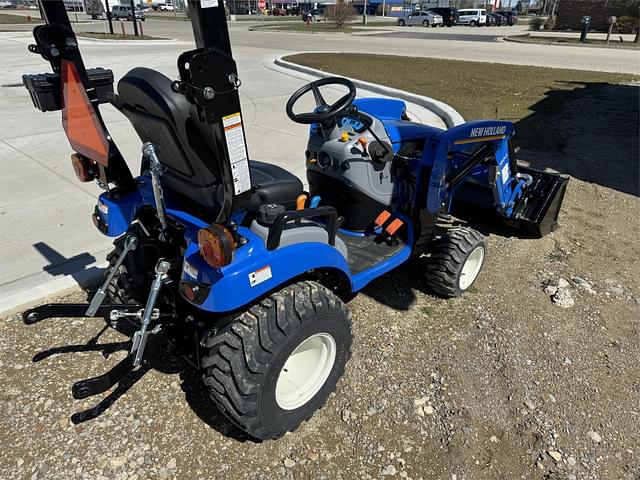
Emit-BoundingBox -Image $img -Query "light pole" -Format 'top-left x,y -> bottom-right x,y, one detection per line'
362,0 -> 367,25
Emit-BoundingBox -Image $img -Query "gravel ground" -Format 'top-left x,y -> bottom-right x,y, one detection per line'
1,59 -> 638,480
1,174 -> 638,480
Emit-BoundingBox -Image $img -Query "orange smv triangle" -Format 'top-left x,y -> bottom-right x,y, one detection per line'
61,60 -> 109,166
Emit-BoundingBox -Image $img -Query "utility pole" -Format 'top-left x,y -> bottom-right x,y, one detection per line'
130,0 -> 139,36
105,0 -> 114,33
362,0 -> 367,25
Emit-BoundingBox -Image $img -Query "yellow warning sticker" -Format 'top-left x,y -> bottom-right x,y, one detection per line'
222,112 -> 251,195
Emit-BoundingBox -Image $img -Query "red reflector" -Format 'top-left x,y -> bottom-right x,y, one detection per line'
385,218 -> 404,235
71,153 -> 93,182
61,60 -> 109,166
182,284 -> 196,302
197,224 -> 235,268
374,210 -> 391,227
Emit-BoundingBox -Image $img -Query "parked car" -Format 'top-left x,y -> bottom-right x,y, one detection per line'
272,7 -> 287,16
457,8 -> 487,26
486,13 -> 503,26
497,10 -> 518,26
397,11 -> 443,27
490,12 -> 506,26
301,8 -> 323,22
426,7 -> 458,27
159,4 -> 175,11
111,4 -> 145,20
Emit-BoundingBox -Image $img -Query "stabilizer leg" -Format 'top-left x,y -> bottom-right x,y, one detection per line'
85,235 -> 138,317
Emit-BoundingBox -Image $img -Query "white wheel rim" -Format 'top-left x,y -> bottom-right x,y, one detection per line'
459,246 -> 485,290
275,333 -> 337,410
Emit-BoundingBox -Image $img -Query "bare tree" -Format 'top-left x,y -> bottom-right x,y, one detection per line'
326,0 -> 357,28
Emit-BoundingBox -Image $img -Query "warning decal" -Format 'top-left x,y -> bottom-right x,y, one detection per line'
249,266 -> 272,287
201,0 -> 219,8
223,112 -> 251,195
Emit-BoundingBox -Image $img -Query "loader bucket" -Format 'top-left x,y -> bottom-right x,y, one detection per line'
506,166 -> 569,238
450,166 -> 569,238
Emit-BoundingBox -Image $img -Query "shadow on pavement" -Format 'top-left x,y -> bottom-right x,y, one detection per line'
34,242 -> 102,283
515,81 -> 640,197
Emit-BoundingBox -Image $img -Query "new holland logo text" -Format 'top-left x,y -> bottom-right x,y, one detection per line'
470,126 -> 507,138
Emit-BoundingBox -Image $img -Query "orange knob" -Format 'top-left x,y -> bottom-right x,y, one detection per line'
296,194 -> 307,210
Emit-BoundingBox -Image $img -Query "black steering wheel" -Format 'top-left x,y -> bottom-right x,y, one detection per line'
285,77 -> 357,124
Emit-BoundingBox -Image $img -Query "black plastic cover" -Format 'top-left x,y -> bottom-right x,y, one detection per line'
22,67 -> 114,112
257,204 -> 286,226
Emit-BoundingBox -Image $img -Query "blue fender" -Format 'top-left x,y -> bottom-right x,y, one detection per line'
181,226 -> 352,313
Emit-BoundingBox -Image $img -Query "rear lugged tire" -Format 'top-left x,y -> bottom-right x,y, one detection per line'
201,281 -> 352,440
424,226 -> 486,298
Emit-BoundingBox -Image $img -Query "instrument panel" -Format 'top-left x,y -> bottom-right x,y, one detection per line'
337,115 -> 367,133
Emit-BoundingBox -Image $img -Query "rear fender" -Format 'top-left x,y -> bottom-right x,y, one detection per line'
180,227 -> 352,313
93,176 -> 154,237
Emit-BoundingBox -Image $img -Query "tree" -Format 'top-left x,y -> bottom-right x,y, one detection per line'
326,0 -> 357,28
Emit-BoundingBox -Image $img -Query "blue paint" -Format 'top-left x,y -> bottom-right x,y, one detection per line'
353,97 -> 406,121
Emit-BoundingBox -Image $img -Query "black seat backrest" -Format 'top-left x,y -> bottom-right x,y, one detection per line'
116,67 -> 224,212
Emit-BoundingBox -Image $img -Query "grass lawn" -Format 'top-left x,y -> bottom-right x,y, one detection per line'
77,32 -> 165,40
0,12 -> 42,24
511,33 -> 640,49
283,53 -> 638,150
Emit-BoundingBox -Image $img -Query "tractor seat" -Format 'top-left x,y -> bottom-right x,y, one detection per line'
114,67 -> 302,219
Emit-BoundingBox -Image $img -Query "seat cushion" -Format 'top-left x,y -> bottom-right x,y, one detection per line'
249,161 -> 303,212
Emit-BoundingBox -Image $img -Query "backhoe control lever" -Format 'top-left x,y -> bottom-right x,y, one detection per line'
85,235 -> 138,317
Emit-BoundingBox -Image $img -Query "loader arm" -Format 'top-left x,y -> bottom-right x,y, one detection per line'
425,120 -> 568,237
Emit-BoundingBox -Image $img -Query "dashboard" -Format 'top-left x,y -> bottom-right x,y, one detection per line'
337,115 -> 367,133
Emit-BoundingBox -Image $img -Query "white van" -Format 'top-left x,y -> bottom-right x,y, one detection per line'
457,9 -> 487,26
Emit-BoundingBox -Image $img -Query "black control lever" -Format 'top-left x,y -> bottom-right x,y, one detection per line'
346,105 -> 392,160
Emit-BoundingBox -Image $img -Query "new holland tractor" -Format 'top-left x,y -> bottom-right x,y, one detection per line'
21,0 -> 568,440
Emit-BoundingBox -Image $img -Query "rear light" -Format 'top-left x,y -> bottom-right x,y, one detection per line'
179,281 -> 210,304
197,224 -> 235,268
71,153 -> 97,182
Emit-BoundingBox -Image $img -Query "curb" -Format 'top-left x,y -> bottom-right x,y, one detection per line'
77,36 -> 180,45
0,258 -> 107,317
503,33 -> 638,50
273,53 -> 464,128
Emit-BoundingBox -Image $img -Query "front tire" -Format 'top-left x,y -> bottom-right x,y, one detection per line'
398,19 -> 405,26
424,226 -> 486,298
202,281 -> 352,440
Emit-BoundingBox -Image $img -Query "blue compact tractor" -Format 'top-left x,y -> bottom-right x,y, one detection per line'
21,1 -> 567,439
